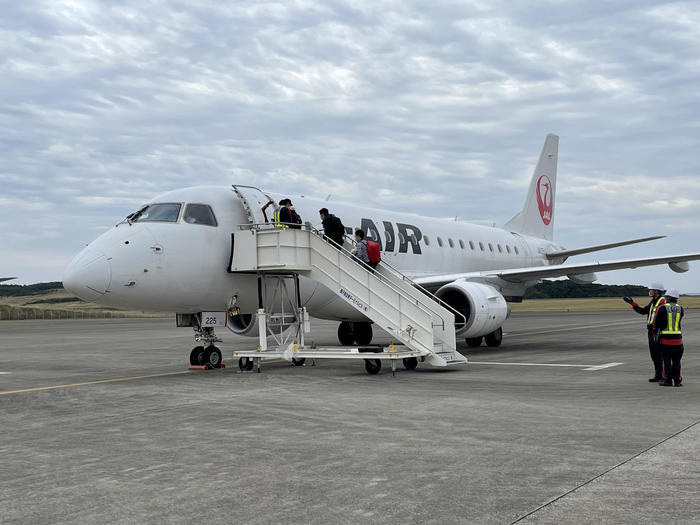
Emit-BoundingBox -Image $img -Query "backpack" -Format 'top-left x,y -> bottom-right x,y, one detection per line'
366,240 -> 381,264
331,215 -> 344,236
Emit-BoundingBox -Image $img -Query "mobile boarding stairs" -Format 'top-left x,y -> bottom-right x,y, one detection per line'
228,225 -> 468,375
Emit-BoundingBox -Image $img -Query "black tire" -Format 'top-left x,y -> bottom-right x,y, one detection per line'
291,358 -> 306,367
204,346 -> 222,368
238,357 -> 254,371
364,358 -> 381,375
338,322 -> 355,345
484,327 -> 503,347
353,322 -> 373,346
465,337 -> 483,348
190,346 -> 206,366
403,357 -> 418,370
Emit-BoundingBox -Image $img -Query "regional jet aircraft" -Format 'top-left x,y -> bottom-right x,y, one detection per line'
63,134 -> 700,366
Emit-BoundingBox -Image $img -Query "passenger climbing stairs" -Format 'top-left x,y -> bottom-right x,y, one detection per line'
229,225 -> 468,374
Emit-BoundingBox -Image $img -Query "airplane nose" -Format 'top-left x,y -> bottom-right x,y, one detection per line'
63,250 -> 112,301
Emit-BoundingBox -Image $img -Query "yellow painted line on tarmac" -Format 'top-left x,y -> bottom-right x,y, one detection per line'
0,370 -> 191,396
507,319 -> 641,339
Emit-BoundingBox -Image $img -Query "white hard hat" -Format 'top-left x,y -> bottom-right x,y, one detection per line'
666,289 -> 680,299
648,282 -> 665,291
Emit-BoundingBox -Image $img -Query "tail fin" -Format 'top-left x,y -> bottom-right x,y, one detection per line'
504,133 -> 558,241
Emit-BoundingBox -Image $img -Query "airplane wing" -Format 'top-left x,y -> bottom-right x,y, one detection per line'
413,252 -> 700,288
545,236 -> 664,260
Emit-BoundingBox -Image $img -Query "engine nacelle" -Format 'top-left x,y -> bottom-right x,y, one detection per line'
227,311 -> 258,336
435,281 -> 509,338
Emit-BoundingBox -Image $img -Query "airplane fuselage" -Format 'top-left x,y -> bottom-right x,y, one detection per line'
64,185 -> 560,321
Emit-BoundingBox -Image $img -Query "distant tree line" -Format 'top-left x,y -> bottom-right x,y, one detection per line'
0,280 -> 651,300
0,281 -> 63,297
524,281 -> 648,299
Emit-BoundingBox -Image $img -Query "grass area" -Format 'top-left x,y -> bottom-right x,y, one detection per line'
0,288 -> 170,320
510,296 -> 700,313
4,287 -> 699,320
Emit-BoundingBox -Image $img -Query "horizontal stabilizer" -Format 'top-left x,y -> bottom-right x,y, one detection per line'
0,277 -> 16,283
546,236 -> 665,260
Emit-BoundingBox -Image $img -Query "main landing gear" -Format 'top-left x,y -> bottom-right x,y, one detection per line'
338,321 -> 373,346
465,327 -> 503,348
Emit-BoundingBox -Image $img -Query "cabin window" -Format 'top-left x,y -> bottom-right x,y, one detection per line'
459,240 -> 465,249
437,237 -> 443,247
469,241 -> 475,250
488,243 -> 494,252
448,238 -> 454,248
479,242 -> 484,251
514,246 -> 520,255
184,204 -> 218,226
423,235 -> 430,246
131,203 -> 181,223
497,244 -> 502,253
506,245 -> 511,254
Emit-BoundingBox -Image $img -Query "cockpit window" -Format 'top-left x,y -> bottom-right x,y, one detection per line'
131,203 -> 182,223
183,204 -> 218,227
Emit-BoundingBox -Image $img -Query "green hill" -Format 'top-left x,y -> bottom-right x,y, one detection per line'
524,281 -> 648,299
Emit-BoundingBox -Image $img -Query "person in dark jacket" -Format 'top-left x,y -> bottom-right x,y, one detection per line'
319,208 -> 345,249
623,283 -> 666,382
288,200 -> 302,229
653,289 -> 684,387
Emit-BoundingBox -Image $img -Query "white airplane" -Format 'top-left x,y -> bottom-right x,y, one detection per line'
63,134 -> 700,366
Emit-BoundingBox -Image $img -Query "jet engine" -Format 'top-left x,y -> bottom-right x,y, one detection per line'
435,281 -> 509,338
227,311 -> 259,336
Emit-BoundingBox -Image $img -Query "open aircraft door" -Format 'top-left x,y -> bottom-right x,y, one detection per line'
232,185 -> 276,225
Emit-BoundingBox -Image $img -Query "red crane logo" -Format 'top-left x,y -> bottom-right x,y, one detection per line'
536,175 -> 553,225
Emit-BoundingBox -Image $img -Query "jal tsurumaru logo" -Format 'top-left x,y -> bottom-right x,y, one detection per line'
536,175 -> 553,225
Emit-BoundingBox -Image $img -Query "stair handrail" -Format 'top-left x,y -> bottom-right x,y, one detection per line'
235,223 -> 444,322
340,233 -> 467,330
234,223 -> 461,352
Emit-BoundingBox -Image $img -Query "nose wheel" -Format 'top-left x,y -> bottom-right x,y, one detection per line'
190,345 -> 222,368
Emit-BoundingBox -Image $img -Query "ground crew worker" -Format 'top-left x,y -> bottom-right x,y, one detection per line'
623,283 -> 666,382
653,289 -> 684,387
274,199 -> 293,228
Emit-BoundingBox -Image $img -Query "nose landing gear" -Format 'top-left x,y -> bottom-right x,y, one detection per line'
189,345 -> 223,368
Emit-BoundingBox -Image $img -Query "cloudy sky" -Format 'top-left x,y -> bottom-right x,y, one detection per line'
2,0 -> 699,291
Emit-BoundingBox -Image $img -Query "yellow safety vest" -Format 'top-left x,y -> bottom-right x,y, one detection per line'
659,304 -> 682,336
648,296 -> 664,325
273,209 -> 288,228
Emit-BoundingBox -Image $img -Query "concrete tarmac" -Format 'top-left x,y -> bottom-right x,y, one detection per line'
1,311 -> 699,524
